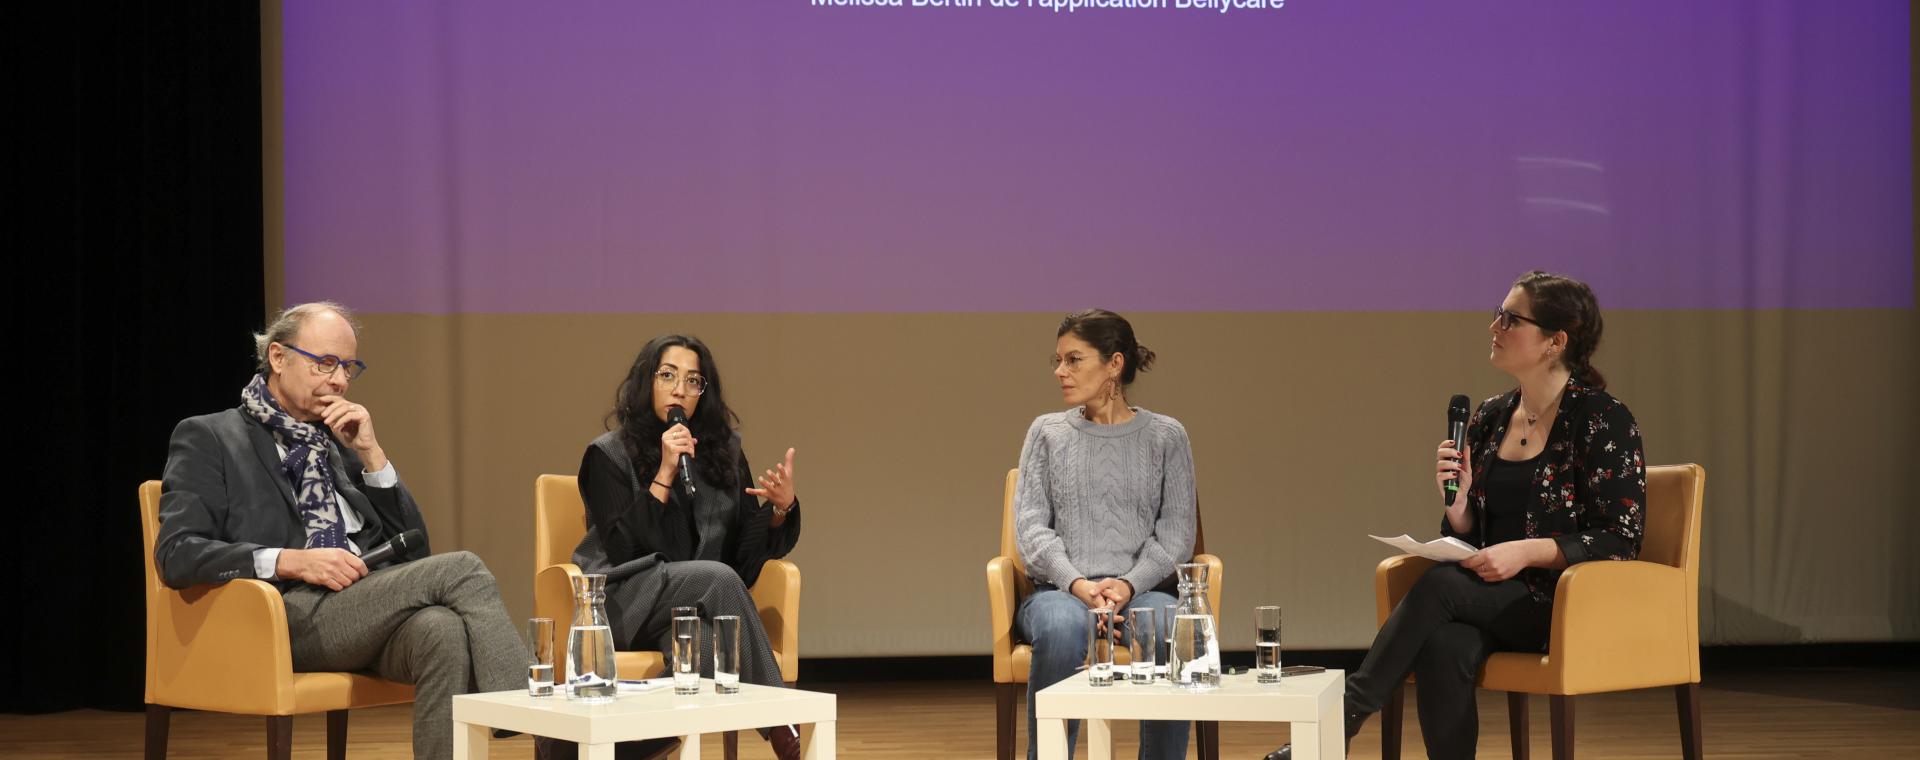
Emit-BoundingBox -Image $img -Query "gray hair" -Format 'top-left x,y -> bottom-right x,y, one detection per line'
253,301 -> 361,374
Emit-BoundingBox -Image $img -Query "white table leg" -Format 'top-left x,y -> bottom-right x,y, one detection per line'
1087,718 -> 1113,760
452,721 -> 489,760
1288,721 -> 1320,760
1038,718 -> 1069,760
585,742 -> 617,760
1321,715 -> 1346,760
673,733 -> 701,760
800,721 -> 836,759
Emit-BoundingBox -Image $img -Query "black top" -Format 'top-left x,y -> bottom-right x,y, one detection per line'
1480,452 -> 1541,549
1440,378 -> 1648,602
577,433 -> 800,591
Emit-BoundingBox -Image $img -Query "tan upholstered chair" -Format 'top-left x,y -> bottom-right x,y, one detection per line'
140,480 -> 414,760
533,474 -> 802,759
1373,463 -> 1706,760
986,468 -> 1226,760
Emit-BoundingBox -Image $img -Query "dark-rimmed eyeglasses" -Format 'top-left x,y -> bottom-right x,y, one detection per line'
283,344 -> 368,380
1492,307 -> 1548,333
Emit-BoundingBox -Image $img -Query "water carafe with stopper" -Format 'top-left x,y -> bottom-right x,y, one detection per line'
1165,562 -> 1221,690
565,573 -> 619,702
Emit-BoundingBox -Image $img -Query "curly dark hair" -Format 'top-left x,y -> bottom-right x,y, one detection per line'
606,334 -> 741,491
1513,270 -> 1607,390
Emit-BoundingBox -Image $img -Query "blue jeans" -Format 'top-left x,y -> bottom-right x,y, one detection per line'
1018,584 -> 1190,760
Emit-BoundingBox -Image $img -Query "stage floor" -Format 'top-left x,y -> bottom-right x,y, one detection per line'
5,666 -> 1914,758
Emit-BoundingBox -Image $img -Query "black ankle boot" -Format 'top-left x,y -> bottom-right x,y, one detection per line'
1263,709 -> 1369,760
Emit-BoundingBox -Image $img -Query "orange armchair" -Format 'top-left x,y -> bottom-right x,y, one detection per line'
140,480 -> 413,760
1373,463 -> 1706,760
986,468 -> 1225,760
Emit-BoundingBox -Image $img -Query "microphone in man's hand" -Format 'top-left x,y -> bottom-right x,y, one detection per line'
666,406 -> 697,497
1444,394 -> 1471,506
361,529 -> 424,566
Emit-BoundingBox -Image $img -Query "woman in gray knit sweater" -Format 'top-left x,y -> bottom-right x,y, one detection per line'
1015,309 -> 1198,760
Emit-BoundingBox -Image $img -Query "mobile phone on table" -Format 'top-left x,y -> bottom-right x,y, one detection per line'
1280,665 -> 1326,676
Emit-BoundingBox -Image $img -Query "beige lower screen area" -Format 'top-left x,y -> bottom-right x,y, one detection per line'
336,309 -> 1916,656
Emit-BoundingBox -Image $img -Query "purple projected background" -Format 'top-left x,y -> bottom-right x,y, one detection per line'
281,1 -> 1911,313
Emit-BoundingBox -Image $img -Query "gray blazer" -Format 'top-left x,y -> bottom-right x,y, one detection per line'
155,407 -> 430,591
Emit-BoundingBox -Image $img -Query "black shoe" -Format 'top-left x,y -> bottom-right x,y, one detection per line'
768,724 -> 802,760
1264,710 -> 1369,760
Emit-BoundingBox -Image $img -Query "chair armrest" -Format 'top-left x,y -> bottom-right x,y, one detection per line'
1375,554 -> 1437,627
751,559 -> 802,683
1547,560 -> 1695,692
1193,553 -> 1225,620
535,563 -> 582,672
149,579 -> 298,714
987,556 -> 1023,681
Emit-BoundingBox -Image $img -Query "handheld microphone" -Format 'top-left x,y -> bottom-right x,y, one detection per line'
361,528 -> 423,566
1444,394 -> 1471,507
666,406 -> 697,498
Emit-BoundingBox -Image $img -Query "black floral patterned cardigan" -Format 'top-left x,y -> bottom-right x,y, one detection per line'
1440,378 -> 1648,602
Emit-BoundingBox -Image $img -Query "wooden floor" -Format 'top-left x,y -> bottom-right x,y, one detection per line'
6,667 -> 1915,759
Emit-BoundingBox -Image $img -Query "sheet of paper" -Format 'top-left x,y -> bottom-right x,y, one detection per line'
1369,533 -> 1480,562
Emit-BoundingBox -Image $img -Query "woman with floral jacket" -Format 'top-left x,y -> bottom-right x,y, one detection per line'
1271,271 -> 1647,760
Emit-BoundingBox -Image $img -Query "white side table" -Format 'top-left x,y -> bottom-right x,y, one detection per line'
1035,670 -> 1345,760
452,681 -> 836,760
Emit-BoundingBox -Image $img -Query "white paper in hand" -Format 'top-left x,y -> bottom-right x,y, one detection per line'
1369,533 -> 1480,561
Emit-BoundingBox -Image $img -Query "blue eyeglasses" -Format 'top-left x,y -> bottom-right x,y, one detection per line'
283,344 -> 369,380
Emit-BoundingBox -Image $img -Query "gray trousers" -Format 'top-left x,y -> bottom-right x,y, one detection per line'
282,551 -> 527,760
635,560 -> 785,689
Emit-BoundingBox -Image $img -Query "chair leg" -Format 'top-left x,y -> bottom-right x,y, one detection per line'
266,715 -> 293,760
1196,720 -> 1220,760
1507,692 -> 1530,760
996,683 -> 1021,760
1381,684 -> 1405,760
1676,683 -> 1703,760
326,710 -> 348,760
724,730 -> 739,760
144,705 -> 171,760
1548,695 -> 1574,760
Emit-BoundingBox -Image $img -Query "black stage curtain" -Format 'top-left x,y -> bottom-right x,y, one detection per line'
7,4 -> 265,713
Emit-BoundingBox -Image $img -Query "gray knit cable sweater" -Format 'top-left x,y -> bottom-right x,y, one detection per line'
1014,406 -> 1197,593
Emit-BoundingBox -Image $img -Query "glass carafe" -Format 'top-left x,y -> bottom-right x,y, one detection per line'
1165,562 -> 1221,690
565,573 -> 619,702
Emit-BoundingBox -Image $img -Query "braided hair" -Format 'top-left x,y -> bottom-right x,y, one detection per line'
1513,271 -> 1606,390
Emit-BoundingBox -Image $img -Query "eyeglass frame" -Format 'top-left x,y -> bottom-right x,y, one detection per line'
281,343 -> 369,380
654,367 -> 708,395
1492,307 -> 1553,333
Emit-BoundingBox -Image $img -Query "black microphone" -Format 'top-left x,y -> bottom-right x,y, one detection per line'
360,528 -> 423,566
1444,394 -> 1471,507
666,406 -> 697,498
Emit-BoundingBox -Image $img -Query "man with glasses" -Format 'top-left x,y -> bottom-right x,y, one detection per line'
154,301 -> 529,760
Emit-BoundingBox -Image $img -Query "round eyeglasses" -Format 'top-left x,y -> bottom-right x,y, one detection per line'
654,368 -> 707,395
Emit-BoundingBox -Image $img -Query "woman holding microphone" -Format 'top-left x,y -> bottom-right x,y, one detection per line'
1269,271 -> 1647,760
571,334 -> 804,760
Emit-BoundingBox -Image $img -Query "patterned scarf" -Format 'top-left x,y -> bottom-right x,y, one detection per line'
241,374 -> 348,550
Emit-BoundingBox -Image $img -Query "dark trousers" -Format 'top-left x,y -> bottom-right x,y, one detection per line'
1346,564 -> 1552,760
